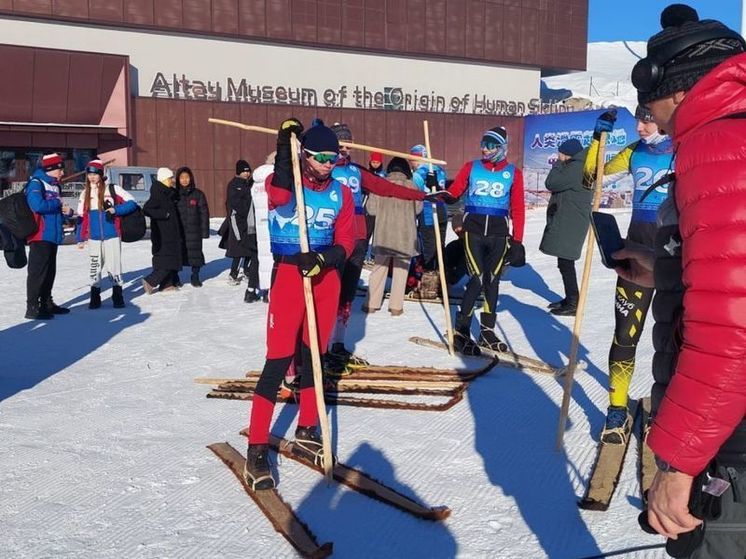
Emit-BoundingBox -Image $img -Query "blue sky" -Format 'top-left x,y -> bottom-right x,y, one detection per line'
588,0 -> 742,41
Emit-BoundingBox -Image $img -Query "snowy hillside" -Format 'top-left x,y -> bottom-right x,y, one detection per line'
0,212 -> 669,558
544,41 -> 647,111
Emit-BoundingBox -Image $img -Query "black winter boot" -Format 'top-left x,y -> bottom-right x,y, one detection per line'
89,286 -> 102,309
25,301 -> 53,320
112,285 -> 125,308
190,268 -> 202,287
478,313 -> 508,352
244,288 -> 260,303
243,444 -> 275,491
453,313 -> 481,356
43,297 -> 70,315
550,296 -> 578,316
294,426 -> 335,467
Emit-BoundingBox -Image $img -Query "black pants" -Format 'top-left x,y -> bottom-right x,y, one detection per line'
231,252 -> 259,288
339,239 -> 367,308
457,233 -> 508,330
27,241 -> 57,307
418,206 -> 448,271
557,257 -> 579,300
444,238 -> 467,285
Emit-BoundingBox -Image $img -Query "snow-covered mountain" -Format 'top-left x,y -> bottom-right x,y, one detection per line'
544,41 -> 647,111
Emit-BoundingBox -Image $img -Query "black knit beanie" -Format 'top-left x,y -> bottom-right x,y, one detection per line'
637,4 -> 745,103
302,123 -> 340,153
386,157 -> 413,179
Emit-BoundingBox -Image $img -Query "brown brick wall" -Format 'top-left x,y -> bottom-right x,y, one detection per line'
0,0 -> 587,73
132,97 -> 525,216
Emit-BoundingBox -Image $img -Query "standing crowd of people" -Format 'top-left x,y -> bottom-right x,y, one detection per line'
2,4 -> 745,555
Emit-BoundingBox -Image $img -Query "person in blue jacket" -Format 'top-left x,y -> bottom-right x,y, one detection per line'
24,152 -> 73,320
409,144 -> 448,272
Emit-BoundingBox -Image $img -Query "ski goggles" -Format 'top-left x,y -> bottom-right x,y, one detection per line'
304,149 -> 339,164
480,140 -> 501,150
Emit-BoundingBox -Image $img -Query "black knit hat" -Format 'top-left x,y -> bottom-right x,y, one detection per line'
386,156 -> 412,179
558,139 -> 583,157
302,123 -> 340,153
634,105 -> 655,122
236,159 -> 252,175
635,4 -> 745,103
330,122 -> 353,142
481,126 -> 508,145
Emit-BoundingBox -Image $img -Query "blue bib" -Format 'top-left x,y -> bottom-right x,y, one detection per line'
630,138 -> 674,223
464,160 -> 514,217
332,162 -> 364,214
268,181 -> 344,255
413,164 -> 447,226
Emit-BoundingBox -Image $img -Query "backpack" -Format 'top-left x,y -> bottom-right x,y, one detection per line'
0,182 -> 39,240
109,184 -> 146,243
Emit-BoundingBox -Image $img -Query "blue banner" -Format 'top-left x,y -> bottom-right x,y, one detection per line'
522,108 -> 638,204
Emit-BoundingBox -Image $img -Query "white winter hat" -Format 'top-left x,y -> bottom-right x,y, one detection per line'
157,167 -> 174,182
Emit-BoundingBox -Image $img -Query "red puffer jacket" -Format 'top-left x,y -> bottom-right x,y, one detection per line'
647,53 -> 746,476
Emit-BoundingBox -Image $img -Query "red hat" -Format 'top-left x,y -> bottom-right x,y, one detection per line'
370,152 -> 383,163
85,159 -> 105,176
42,153 -> 64,171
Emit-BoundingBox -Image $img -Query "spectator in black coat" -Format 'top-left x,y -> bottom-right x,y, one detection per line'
142,168 -> 183,294
175,166 -> 210,287
219,159 -> 259,302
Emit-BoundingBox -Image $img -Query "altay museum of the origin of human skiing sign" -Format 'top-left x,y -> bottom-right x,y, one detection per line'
0,18 -> 549,117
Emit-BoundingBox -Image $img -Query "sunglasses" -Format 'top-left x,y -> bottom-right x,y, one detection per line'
304,149 -> 339,164
480,141 -> 500,150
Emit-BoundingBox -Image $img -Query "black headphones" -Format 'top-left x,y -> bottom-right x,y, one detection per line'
632,26 -> 746,93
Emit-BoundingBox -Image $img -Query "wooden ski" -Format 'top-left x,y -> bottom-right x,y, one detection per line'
408,336 -> 561,376
578,400 -> 639,511
207,442 -> 333,558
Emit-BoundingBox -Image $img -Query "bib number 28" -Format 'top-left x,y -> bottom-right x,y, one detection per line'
472,180 -> 505,198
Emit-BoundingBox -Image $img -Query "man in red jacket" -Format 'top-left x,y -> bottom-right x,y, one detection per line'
617,4 -> 746,553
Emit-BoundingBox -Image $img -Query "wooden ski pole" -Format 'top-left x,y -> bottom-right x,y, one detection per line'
555,131 -> 608,450
289,132 -> 334,481
423,121 -> 454,355
208,118 -> 447,166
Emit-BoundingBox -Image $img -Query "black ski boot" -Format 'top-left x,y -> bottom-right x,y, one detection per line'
550,296 -> 578,317
453,313 -> 481,356
190,270 -> 202,288
43,297 -> 70,315
89,286 -> 102,309
112,285 -> 125,308
25,301 -> 53,320
244,288 -> 260,303
478,313 -> 508,353
294,426 -> 335,467
547,298 -> 565,310
243,444 -> 275,491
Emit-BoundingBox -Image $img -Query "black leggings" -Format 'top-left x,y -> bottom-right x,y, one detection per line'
254,343 -> 316,403
338,239 -> 367,308
557,257 -> 579,300
457,233 -> 508,330
231,252 -> 258,288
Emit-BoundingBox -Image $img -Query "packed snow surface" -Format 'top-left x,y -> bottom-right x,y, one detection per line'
0,210 -> 668,558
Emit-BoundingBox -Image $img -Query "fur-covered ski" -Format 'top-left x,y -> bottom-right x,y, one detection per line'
210,378 -> 463,397
356,286 -> 482,306
266,434 -> 451,521
408,336 -> 562,377
578,400 -> 639,511
207,442 -> 333,558
241,361 -> 497,382
207,387 -> 466,412
638,396 -> 656,505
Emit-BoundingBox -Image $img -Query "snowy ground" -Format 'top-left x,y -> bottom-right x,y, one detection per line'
0,210 -> 668,559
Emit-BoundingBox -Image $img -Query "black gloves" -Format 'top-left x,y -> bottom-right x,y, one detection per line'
424,191 -> 453,204
506,238 -> 525,267
425,171 -> 439,191
297,251 -> 325,277
273,118 -> 304,191
593,110 -> 617,139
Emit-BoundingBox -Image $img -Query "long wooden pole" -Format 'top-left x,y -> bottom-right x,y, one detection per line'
555,131 -> 608,450
289,132 -> 333,480
208,118 -> 447,166
423,121 -> 454,355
